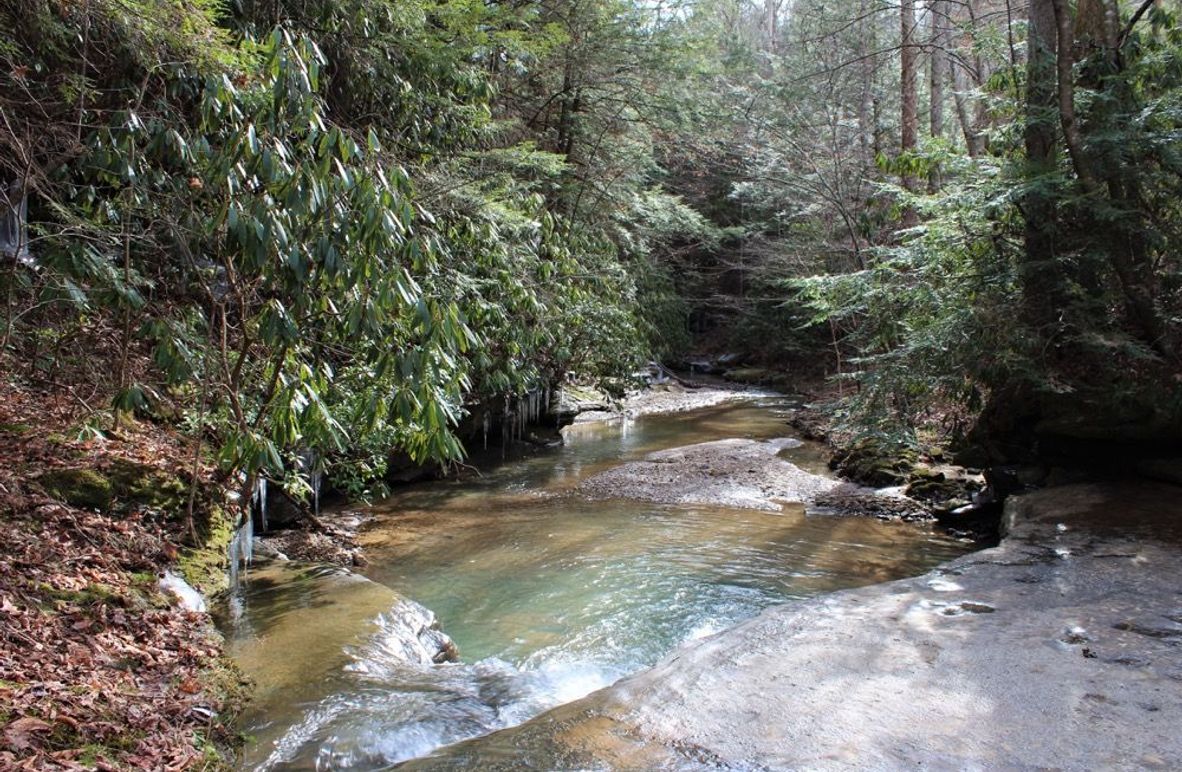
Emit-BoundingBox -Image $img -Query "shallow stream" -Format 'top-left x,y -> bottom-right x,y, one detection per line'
219,395 -> 973,769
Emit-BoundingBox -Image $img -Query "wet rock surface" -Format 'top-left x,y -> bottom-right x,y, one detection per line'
217,561 -> 459,717
577,437 -> 839,511
255,527 -> 366,567
808,483 -> 932,521
414,482 -> 1182,770
573,381 -> 780,425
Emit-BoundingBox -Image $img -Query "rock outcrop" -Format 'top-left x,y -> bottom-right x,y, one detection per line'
577,438 -> 838,511
408,482 -> 1182,770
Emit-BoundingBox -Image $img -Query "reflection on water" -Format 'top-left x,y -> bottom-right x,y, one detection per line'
222,397 -> 973,770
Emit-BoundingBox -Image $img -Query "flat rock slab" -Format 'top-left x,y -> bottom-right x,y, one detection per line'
577,438 -> 839,511
410,482 -> 1182,770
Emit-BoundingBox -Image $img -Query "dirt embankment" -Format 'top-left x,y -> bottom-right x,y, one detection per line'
0,381 -> 246,769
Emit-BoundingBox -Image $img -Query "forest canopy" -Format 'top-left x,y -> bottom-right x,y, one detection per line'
1,0 -> 1179,502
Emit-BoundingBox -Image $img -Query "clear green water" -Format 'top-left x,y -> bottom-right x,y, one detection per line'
222,396 -> 973,770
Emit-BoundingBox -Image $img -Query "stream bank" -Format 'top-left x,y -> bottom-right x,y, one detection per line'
0,383 -> 248,769
407,480 -> 1182,770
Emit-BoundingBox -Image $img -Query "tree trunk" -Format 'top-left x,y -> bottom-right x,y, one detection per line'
1022,0 -> 1062,333
928,0 -> 949,189
951,64 -> 986,157
929,0 -> 947,140
764,0 -> 779,52
1051,0 -> 1095,190
857,0 -> 877,166
900,0 -> 919,194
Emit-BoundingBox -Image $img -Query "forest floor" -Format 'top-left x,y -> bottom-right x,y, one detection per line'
0,377 -> 246,769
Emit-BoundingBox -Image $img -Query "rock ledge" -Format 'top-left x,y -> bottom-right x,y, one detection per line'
409,482 -> 1182,770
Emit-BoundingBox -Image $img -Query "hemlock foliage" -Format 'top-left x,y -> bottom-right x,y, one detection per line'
2,0 -> 1180,503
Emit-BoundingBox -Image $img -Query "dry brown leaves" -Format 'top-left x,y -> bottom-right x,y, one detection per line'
0,374 -> 240,770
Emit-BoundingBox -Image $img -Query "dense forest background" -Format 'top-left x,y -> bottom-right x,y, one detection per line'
1,0 -> 1179,505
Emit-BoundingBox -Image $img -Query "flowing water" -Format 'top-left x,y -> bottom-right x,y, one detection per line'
219,395 -> 974,770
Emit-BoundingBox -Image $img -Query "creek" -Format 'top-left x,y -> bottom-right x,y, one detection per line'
217,394 -> 974,770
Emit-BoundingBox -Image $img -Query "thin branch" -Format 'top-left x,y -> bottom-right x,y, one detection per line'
1118,0 -> 1157,48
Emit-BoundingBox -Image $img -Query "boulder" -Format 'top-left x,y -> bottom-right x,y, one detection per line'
830,439 -> 918,487
550,385 -> 612,427
808,483 -> 932,521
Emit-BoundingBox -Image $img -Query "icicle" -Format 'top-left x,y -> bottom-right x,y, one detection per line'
307,450 -> 321,518
227,535 -> 238,588
501,398 -> 509,459
240,513 -> 253,568
227,510 -> 254,590
252,477 -> 268,532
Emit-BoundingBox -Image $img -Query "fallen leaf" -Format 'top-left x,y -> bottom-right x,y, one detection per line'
4,716 -> 52,751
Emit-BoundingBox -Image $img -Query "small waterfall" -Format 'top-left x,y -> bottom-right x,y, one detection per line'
482,410 -> 491,451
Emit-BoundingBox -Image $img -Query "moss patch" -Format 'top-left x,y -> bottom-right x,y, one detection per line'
38,468 -> 114,511
37,460 -> 193,517
107,459 -> 189,515
177,504 -> 235,597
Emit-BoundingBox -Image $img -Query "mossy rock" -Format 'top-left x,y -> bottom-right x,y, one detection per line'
38,468 -> 113,510
905,476 -> 967,504
177,504 -> 235,597
831,439 -> 918,488
107,459 -> 189,515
